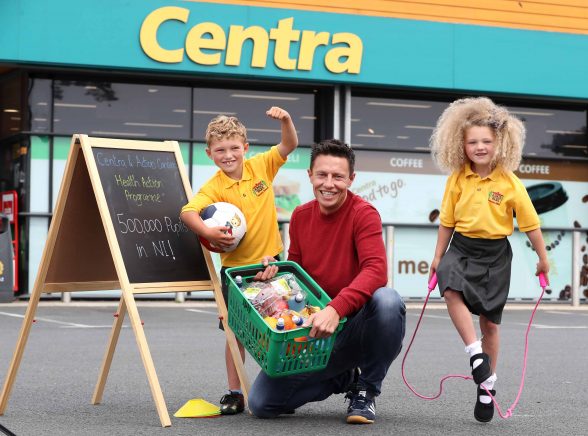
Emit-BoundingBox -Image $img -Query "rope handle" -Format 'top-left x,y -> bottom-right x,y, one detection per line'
428,273 -> 438,291
538,272 -> 548,289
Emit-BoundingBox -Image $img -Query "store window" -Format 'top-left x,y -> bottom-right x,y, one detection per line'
508,104 -> 587,160
193,88 -> 316,146
29,78 -> 51,133
349,96 -> 445,152
350,94 -> 588,160
0,74 -> 23,139
53,81 -> 191,139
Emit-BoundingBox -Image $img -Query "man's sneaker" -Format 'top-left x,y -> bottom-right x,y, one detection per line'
345,388 -> 376,424
219,391 -> 245,415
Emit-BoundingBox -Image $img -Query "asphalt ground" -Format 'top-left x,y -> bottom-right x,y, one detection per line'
0,301 -> 586,436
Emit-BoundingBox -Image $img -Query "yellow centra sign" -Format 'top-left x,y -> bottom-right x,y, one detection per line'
140,6 -> 362,74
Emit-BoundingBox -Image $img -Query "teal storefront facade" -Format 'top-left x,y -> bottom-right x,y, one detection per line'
2,1 -> 588,97
0,0 -> 587,301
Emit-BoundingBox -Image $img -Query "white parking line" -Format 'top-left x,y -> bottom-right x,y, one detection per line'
186,309 -> 217,315
59,325 -> 127,329
544,311 -> 588,317
511,321 -> 588,329
410,312 -> 588,328
408,313 -> 451,320
0,311 -> 125,329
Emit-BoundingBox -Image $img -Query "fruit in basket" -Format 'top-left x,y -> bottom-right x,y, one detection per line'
300,305 -> 321,318
281,314 -> 295,330
264,316 -> 278,329
274,299 -> 289,313
253,288 -> 289,317
199,202 -> 247,252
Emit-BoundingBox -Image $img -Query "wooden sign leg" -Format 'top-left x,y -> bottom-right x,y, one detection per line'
122,290 -> 171,427
92,296 -> 127,404
0,284 -> 43,414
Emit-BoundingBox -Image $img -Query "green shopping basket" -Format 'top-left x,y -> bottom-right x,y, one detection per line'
226,261 -> 346,378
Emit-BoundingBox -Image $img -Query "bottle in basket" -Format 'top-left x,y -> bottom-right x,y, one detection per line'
288,292 -> 305,312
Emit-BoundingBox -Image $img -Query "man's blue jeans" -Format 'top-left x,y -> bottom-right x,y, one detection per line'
248,287 -> 406,418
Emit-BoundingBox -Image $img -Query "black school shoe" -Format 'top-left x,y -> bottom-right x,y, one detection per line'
470,353 -> 492,385
474,386 -> 496,422
219,391 -> 245,415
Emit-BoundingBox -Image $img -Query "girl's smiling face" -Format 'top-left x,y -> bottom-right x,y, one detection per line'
464,126 -> 496,177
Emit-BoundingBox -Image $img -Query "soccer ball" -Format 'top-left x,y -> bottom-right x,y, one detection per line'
199,202 -> 247,253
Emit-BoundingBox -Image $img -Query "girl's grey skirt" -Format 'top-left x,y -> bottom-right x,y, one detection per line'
437,232 -> 512,324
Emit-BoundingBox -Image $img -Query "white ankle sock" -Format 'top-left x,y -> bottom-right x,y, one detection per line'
465,340 -> 483,369
479,374 -> 497,404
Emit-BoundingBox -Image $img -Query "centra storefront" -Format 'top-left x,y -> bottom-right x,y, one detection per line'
1,0 -> 587,302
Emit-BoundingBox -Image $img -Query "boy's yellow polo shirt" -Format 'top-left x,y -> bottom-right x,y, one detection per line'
182,145 -> 286,267
440,164 -> 540,239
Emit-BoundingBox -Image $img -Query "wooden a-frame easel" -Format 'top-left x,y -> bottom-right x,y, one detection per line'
0,135 -> 249,427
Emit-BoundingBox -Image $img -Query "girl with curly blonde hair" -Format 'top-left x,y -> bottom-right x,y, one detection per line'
428,97 -> 549,423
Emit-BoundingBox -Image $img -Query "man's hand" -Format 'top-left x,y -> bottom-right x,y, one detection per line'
253,256 -> 279,281
303,305 -> 340,339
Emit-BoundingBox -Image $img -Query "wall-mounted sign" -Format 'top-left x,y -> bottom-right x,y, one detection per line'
140,6 -> 363,74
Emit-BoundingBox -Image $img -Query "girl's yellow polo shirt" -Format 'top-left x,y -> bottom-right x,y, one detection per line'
440,164 -> 540,239
182,146 -> 286,267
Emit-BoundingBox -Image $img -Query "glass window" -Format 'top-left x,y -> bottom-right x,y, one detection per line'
351,94 -> 587,160
0,74 -> 23,139
350,96 -> 446,151
29,78 -> 52,133
507,104 -> 587,159
53,81 -> 191,139
193,88 -> 315,146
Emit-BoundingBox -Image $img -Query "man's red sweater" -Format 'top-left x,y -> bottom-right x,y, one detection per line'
287,191 -> 387,318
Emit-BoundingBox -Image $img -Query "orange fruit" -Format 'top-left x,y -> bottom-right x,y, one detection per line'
282,314 -> 295,330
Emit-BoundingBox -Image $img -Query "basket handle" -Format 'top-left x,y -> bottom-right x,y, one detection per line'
226,262 -> 322,300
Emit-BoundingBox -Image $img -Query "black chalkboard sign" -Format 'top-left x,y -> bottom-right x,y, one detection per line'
92,147 -> 207,283
0,136 -> 247,429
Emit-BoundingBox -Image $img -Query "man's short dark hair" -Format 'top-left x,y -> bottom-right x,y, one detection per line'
310,139 -> 355,174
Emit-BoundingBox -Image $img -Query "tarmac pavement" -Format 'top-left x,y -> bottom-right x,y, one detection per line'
0,300 -> 587,435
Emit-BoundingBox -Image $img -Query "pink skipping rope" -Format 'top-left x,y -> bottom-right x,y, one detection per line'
401,272 -> 548,419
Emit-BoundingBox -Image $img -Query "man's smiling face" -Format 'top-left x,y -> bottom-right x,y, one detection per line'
308,154 -> 355,215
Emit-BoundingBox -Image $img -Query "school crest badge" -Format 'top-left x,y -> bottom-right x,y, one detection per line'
488,191 -> 504,205
252,180 -> 269,196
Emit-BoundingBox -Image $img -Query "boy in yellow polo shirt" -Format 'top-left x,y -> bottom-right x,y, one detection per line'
429,97 -> 549,423
180,107 -> 298,414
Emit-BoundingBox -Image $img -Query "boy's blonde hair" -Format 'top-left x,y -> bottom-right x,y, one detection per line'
430,97 -> 525,173
205,115 -> 247,147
